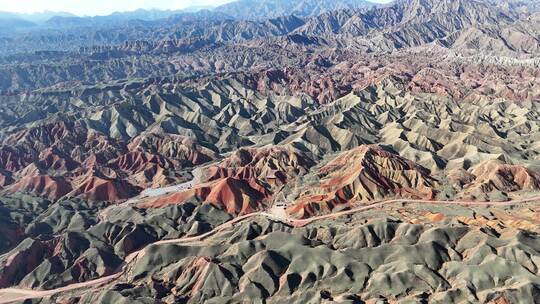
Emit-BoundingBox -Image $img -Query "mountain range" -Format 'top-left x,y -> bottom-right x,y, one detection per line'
1,0 -> 539,84
0,0 -> 381,31
0,0 -> 539,303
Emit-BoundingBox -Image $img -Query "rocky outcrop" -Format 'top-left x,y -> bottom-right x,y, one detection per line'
0,239 -> 53,288
7,175 -> 72,200
0,1 -> 540,302
202,146 -> 315,186
67,175 -> 141,202
460,160 -> 540,199
290,145 -> 438,218
139,177 -> 271,215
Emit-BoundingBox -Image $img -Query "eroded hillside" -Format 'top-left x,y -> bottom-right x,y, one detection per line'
0,0 -> 539,303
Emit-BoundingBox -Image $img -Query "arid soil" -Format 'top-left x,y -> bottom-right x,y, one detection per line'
0,0 -> 539,303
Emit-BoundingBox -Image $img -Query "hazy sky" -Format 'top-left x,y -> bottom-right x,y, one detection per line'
0,0 -> 392,16
0,0 -> 235,16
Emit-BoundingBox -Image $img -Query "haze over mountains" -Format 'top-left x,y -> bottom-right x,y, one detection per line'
0,0 -> 539,303
0,0 -> 382,31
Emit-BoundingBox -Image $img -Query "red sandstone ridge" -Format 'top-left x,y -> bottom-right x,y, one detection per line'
67,175 -> 141,202
0,239 -> 53,288
409,67 -> 463,98
107,151 -> 177,188
6,175 -> 72,200
461,159 -> 540,198
4,121 -> 77,147
109,151 -> 170,172
137,146 -> 311,215
202,146 -> 315,187
0,146 -> 35,172
0,125 -> 217,202
139,177 -> 270,215
128,132 -> 218,166
131,166 -> 175,189
289,145 -> 438,218
36,148 -> 79,172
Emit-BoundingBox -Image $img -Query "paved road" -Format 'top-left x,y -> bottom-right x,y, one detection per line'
1,195 -> 539,304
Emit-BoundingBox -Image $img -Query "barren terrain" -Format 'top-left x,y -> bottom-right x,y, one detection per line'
0,0 -> 539,303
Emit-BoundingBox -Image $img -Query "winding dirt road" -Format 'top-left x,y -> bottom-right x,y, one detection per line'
290,196 -> 540,227
1,195 -> 539,304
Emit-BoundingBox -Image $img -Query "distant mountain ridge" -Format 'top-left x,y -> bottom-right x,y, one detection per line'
0,6 -> 223,30
0,10 -> 76,23
0,0 -> 539,58
0,0 -> 383,31
215,0 -> 380,20
1,0 -> 540,302
4,0 -> 540,31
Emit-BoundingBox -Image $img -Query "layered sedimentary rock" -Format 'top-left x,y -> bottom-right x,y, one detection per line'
139,146 -> 314,214
290,145 -> 438,217
0,0 -> 539,303
460,160 -> 540,199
